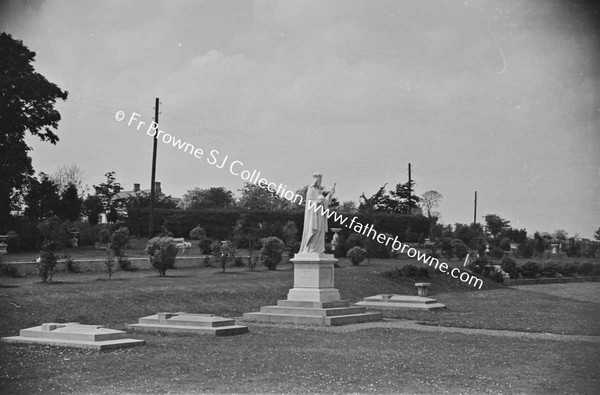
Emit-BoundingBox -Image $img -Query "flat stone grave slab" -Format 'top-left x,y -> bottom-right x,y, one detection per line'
127,312 -> 248,336
356,294 -> 447,311
1,323 -> 145,350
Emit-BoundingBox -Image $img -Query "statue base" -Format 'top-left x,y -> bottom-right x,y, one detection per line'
243,253 -> 381,326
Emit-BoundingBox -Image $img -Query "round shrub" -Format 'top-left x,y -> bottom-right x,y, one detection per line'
345,233 -> 364,250
540,262 -> 560,278
450,239 -> 469,259
209,240 -> 236,273
519,261 -> 540,279
146,237 -> 179,277
198,237 -> 215,254
347,246 -> 367,266
109,227 -> 132,271
577,262 -> 594,276
189,225 -> 207,240
501,256 -> 519,279
37,241 -> 58,283
558,262 -> 578,277
259,236 -> 284,270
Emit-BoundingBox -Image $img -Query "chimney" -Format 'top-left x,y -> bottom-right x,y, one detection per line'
155,182 -> 161,194
133,183 -> 140,192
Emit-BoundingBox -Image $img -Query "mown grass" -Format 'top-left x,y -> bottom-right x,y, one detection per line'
1,259 -> 599,394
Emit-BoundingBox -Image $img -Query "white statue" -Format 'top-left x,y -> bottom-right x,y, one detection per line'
298,173 -> 336,254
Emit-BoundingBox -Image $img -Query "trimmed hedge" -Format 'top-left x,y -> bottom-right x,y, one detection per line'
126,208 -> 431,241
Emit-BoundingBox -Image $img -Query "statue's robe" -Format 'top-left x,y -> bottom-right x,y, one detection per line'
299,186 -> 330,254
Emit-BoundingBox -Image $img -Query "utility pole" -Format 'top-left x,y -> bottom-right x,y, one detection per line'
407,163 -> 412,209
149,97 -> 159,237
473,191 -> 477,225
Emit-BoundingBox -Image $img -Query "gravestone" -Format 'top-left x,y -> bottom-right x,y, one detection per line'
356,294 -> 446,310
127,312 -> 248,336
243,253 -> 382,326
1,323 -> 145,350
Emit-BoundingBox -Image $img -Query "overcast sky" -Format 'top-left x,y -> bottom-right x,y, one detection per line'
1,0 -> 598,238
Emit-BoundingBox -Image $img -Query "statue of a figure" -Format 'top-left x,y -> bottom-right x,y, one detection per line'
299,173 -> 336,254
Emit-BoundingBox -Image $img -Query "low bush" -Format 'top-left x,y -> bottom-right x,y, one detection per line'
189,225 -> 207,240
501,256 -> 519,279
577,262 -> 594,276
347,246 -> 368,266
146,237 -> 179,277
519,261 -> 540,279
37,241 -> 58,283
381,265 -> 429,281
63,253 -> 80,273
467,256 -> 489,275
198,237 -> 215,254
559,262 -> 578,277
540,261 -> 560,278
259,237 -> 284,270
0,261 -> 19,278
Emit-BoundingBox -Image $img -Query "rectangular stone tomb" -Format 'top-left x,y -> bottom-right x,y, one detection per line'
0,323 -> 145,350
127,313 -> 248,336
243,254 -> 382,326
355,294 -> 446,311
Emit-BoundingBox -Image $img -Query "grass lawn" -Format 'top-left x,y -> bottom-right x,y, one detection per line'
1,259 -> 599,394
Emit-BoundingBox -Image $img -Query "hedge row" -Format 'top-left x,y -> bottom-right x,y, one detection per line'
126,208 -> 431,241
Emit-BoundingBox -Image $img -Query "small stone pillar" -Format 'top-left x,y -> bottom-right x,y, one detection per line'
415,283 -> 431,297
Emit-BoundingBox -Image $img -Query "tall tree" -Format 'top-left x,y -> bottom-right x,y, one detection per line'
51,163 -> 86,195
183,186 -> 235,209
484,214 -> 511,239
93,171 -> 124,223
0,33 -> 68,232
359,181 -> 421,214
23,173 -> 61,220
237,183 -> 290,210
58,183 -> 82,221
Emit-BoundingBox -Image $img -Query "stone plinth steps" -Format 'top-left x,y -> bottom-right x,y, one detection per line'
356,294 -> 447,310
127,312 -> 248,336
244,253 -> 381,326
1,323 -> 145,350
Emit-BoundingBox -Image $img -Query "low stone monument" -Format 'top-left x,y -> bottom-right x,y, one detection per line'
356,294 -> 446,311
1,323 -> 145,350
127,312 -> 248,336
244,173 -> 381,326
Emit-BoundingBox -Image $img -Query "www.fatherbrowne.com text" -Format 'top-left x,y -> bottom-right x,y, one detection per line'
116,110 -> 484,289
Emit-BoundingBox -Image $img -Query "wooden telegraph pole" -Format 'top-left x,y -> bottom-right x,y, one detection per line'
149,98 -> 159,237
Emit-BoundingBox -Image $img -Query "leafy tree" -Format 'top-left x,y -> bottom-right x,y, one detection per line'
183,186 -> 235,209
23,173 -> 61,220
595,227 -> 600,241
338,200 -> 358,213
359,184 -> 391,212
359,181 -> 421,214
123,190 -> 178,211
93,171 -> 124,222
209,240 -> 236,273
232,214 -> 261,251
281,220 -> 298,248
421,190 -> 442,218
553,229 -> 569,241
83,195 -> 103,225
58,183 -> 82,221
237,183 -> 290,210
51,164 -> 86,195
484,214 -> 511,239
0,33 -> 68,233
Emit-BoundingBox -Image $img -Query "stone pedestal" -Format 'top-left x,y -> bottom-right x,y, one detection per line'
244,253 -> 381,326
